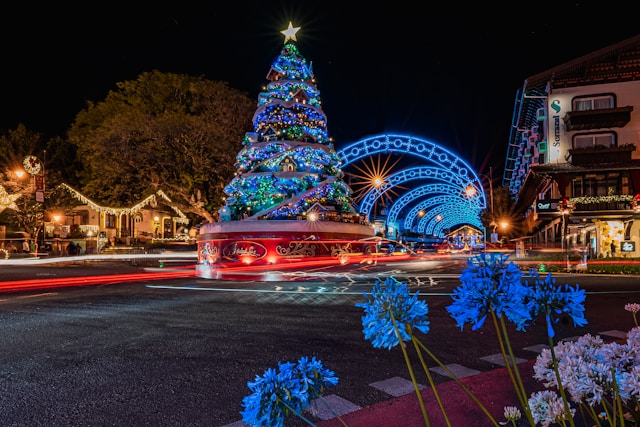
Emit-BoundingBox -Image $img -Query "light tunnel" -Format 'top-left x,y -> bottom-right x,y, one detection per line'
337,134 -> 486,237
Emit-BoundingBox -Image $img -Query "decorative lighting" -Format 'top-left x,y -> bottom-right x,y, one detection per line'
0,185 -> 21,213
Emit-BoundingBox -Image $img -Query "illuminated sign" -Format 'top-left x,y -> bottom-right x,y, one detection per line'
621,241 -> 636,253
551,100 -> 561,148
222,241 -> 267,261
536,199 -> 561,213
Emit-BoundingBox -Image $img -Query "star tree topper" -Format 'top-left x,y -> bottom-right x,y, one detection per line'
281,22 -> 300,43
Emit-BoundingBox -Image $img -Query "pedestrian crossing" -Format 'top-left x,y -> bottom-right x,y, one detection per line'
222,329 -> 628,427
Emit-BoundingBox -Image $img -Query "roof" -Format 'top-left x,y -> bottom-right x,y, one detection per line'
505,34 -> 640,194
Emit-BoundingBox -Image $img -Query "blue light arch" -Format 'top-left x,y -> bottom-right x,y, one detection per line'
337,134 -> 485,237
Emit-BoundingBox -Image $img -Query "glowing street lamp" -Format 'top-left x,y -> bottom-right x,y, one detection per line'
22,154 -> 46,252
466,167 -> 495,250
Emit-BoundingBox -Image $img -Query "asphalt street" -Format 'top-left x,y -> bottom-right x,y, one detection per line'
1,256 -> 639,426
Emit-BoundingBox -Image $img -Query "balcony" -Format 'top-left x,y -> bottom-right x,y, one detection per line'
563,106 -> 633,131
569,195 -> 636,213
567,143 -> 636,165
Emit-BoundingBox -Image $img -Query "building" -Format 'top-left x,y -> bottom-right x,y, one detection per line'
505,34 -> 640,258
47,184 -> 192,253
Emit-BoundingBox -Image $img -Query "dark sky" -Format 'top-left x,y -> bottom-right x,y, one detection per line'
1,2 -> 638,177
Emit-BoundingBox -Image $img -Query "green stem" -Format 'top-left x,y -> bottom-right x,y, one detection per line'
611,369 -> 625,427
581,402 -> 603,427
313,396 -> 349,427
600,397 -> 614,427
391,313 -> 430,427
407,328 -> 451,427
412,338 -> 500,426
490,311 -> 536,427
547,332 -> 576,427
281,400 -> 317,426
500,317 -> 533,423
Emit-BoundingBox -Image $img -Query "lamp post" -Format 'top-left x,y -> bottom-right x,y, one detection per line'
561,207 -> 569,271
466,167 -> 495,252
22,154 -> 45,253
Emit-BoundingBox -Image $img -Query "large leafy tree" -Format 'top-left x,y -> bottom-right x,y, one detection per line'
67,71 -> 255,223
0,124 -> 47,235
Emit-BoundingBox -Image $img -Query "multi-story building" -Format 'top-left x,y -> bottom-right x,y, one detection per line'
505,34 -> 640,259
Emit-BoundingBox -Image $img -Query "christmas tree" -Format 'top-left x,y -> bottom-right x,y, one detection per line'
219,22 -> 362,223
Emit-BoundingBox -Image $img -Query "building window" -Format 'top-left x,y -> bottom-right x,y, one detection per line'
572,94 -> 615,111
622,176 -> 630,195
573,132 -> 615,149
572,173 -> 624,197
104,214 -> 117,228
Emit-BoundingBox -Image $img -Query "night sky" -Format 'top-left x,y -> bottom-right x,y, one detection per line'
1,2 -> 637,178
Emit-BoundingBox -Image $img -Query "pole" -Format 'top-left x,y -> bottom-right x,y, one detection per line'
489,167 -> 494,222
41,150 -> 46,254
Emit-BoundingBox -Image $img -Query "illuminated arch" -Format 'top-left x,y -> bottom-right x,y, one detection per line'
337,134 -> 486,236
358,166 -> 474,216
385,183 -> 483,230
420,205 -> 483,235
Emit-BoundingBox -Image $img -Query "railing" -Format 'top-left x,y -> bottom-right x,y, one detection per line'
572,201 -> 633,211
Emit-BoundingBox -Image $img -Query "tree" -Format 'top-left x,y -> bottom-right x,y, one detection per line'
481,185 -> 523,242
220,29 -> 360,221
67,70 -> 255,223
0,124 -> 47,235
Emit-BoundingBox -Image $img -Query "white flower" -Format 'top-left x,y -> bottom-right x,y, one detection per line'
503,406 -> 521,421
528,390 -> 574,427
628,326 -> 640,347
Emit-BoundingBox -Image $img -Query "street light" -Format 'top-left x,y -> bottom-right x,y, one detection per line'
21,154 -> 46,253
465,167 -> 495,251
561,207 -> 570,271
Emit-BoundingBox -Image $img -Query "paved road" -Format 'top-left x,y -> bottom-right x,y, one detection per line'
1,256 -> 639,426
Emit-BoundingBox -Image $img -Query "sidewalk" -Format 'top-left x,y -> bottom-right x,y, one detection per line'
316,360 -> 544,427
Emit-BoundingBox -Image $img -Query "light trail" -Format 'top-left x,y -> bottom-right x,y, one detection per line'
0,269 -> 196,293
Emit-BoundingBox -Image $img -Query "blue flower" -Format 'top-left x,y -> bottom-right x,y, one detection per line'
446,253 -> 532,331
240,357 -> 338,427
241,366 -> 289,427
356,277 -> 430,350
294,356 -> 339,399
525,270 -> 588,338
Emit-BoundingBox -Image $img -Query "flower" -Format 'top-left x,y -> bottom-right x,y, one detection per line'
525,269 -> 588,338
501,406 -> 521,425
446,252 -> 532,331
528,390 -> 575,427
625,303 -> 640,314
356,275 -> 500,426
355,276 -> 429,350
626,303 -> 640,326
628,326 -> 640,347
240,356 -> 338,427
532,330 -> 640,424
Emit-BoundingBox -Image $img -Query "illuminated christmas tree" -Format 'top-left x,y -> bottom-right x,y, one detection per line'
220,22 -> 361,222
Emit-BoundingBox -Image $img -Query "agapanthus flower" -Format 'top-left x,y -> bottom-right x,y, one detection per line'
524,270 -> 588,338
628,326 -> 640,347
528,390 -> 574,427
502,405 -> 521,422
294,356 -> 339,399
618,364 -> 640,400
356,277 -> 429,350
626,302 -> 640,326
446,252 -> 532,331
625,303 -> 640,314
533,333 -> 640,407
240,356 -> 338,427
